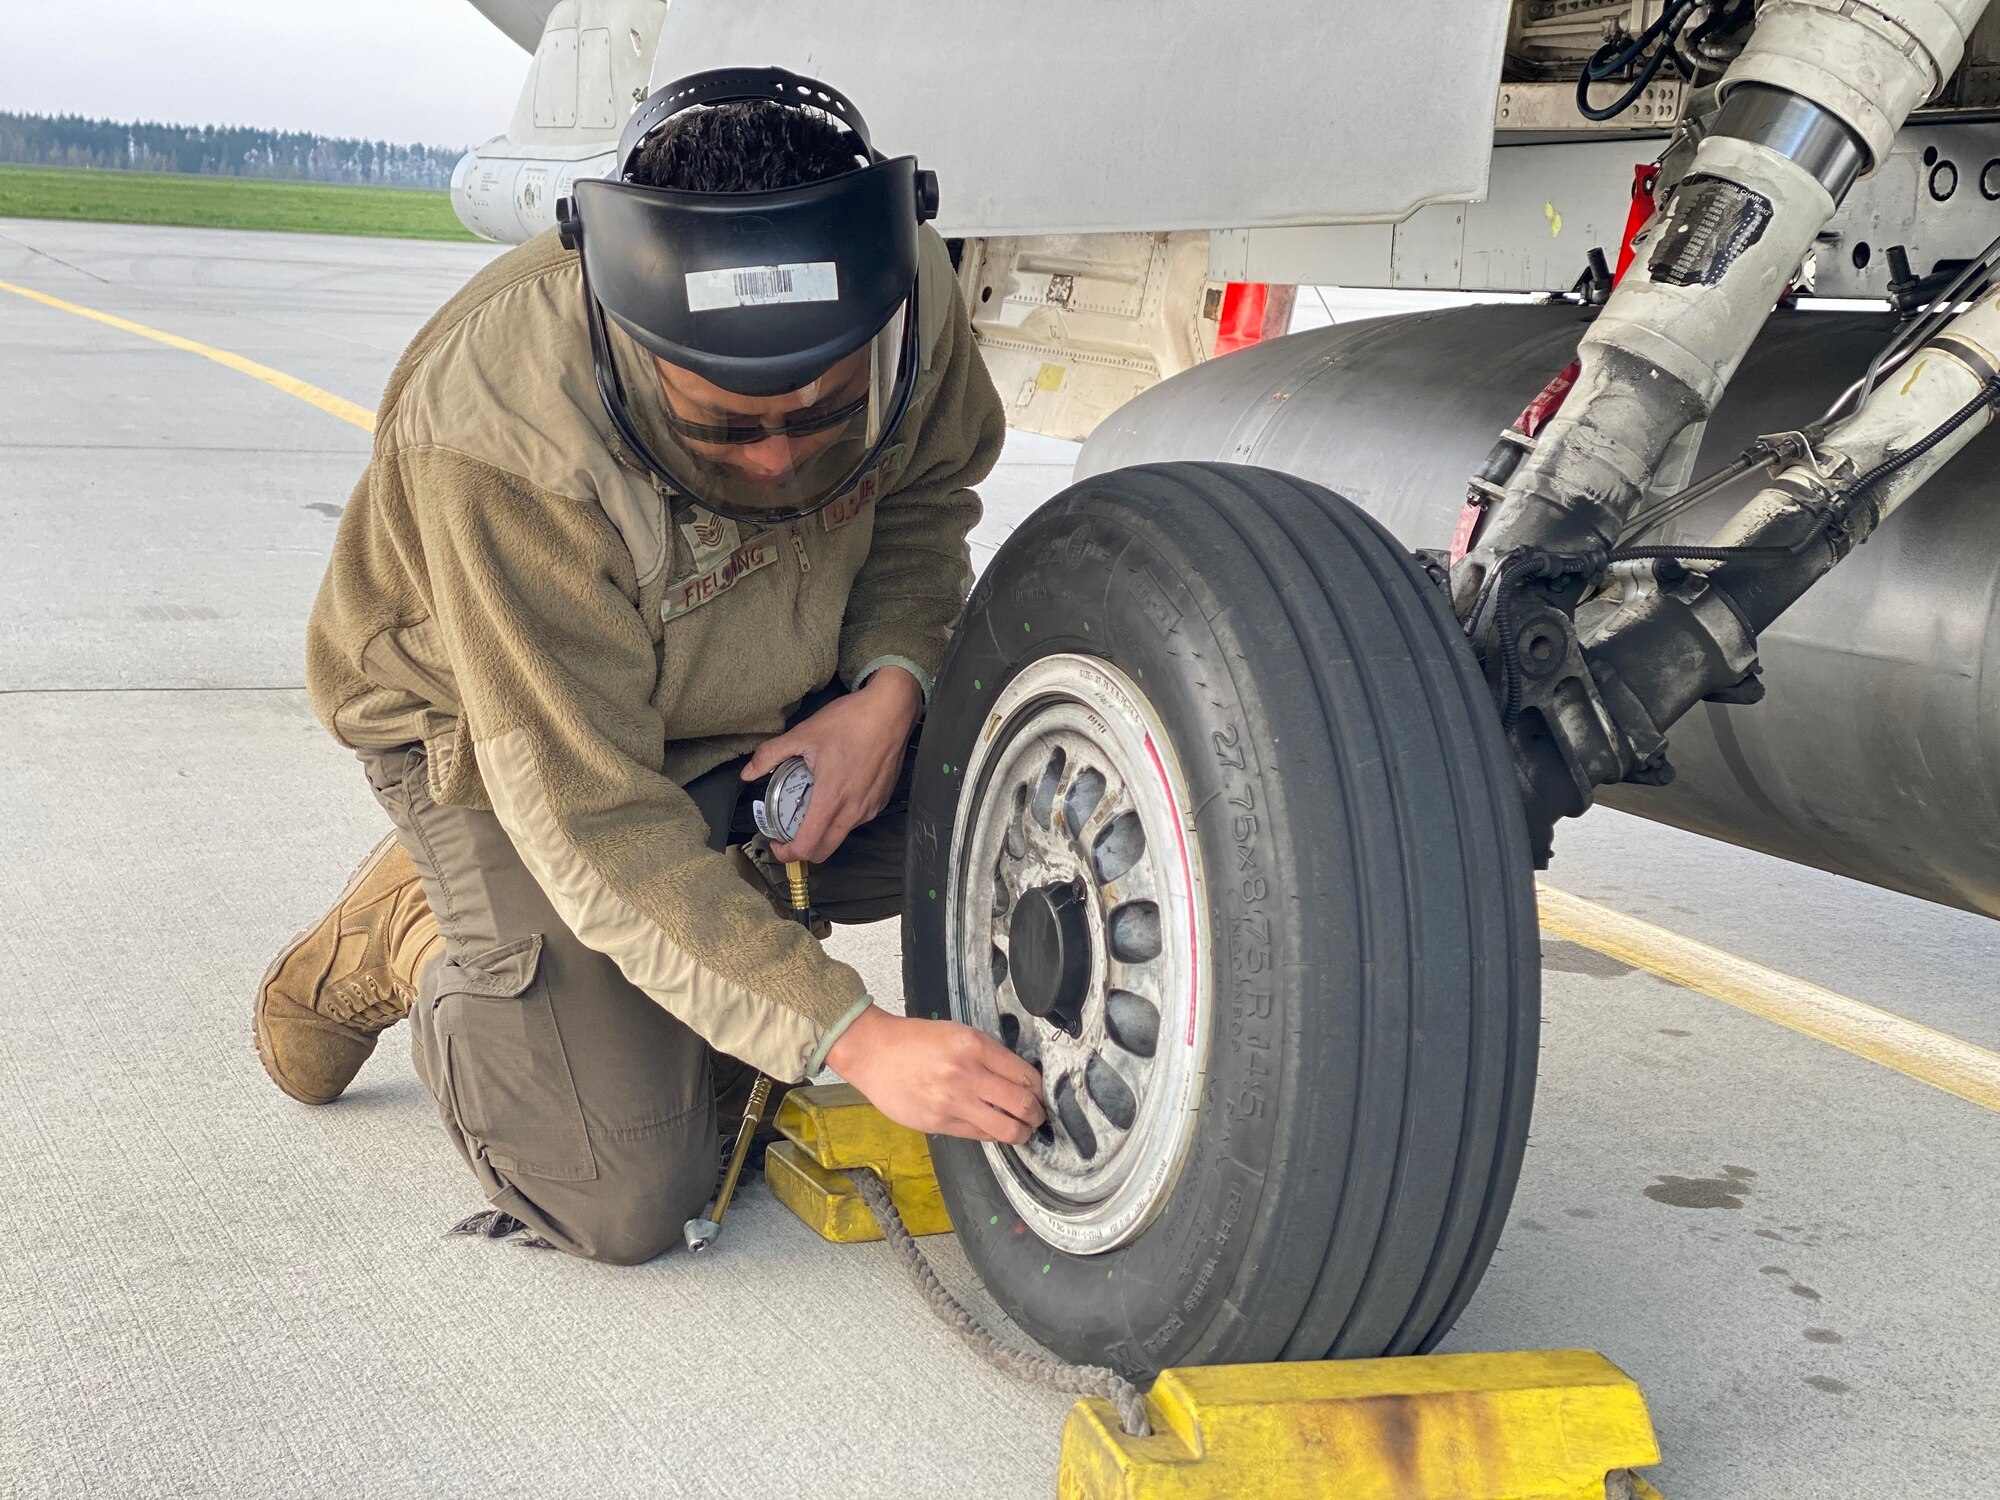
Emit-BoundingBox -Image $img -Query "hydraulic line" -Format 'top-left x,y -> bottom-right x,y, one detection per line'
1616,232 -> 2000,548
1820,228 -> 2000,427
1578,285 -> 2000,777
1575,0 -> 1707,122
1492,376 -> 2000,728
1572,0 -> 1757,121
1611,379 -> 2000,569
1457,0 -> 1990,614
1616,447 -> 1764,544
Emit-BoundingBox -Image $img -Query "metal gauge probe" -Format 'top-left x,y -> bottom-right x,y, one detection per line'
685,756 -> 819,1254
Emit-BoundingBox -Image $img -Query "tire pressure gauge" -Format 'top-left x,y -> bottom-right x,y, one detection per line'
752,755 -> 815,843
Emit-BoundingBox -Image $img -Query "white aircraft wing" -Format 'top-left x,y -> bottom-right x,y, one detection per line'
649,0 -> 1514,236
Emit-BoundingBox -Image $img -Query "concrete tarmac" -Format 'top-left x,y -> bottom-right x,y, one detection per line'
3,217 -> 1996,1499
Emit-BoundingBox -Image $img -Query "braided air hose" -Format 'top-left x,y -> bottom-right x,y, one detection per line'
851,1169 -> 1153,1438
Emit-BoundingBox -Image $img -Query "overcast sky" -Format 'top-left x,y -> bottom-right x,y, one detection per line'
4,0 -> 530,147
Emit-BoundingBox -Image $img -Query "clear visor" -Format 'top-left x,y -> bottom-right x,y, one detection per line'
613,305 -> 910,525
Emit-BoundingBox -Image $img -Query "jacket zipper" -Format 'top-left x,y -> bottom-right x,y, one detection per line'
790,525 -> 811,574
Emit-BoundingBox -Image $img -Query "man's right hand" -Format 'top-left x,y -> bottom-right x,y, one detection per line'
825,1006 -> 1046,1144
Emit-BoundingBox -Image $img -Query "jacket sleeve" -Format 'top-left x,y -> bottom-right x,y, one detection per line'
838,275 -> 1006,700
395,442 -> 873,1082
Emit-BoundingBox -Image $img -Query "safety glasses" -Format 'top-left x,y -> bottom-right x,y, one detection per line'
657,386 -> 871,447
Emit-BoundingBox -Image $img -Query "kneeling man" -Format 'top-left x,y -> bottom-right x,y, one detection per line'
253,69 -> 1043,1264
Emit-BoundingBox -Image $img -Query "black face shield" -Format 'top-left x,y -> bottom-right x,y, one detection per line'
557,67 -> 940,524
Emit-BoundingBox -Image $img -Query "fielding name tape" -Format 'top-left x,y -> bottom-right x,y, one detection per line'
686,262 -> 840,311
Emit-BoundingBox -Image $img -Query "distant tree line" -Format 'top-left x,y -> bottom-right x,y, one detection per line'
0,112 -> 464,189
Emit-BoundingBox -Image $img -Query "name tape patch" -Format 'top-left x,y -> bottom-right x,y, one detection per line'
685,262 -> 840,312
661,536 -> 778,620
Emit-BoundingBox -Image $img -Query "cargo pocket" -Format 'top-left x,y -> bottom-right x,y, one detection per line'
433,934 -> 598,1183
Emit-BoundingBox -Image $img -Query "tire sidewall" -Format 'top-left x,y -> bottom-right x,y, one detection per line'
904,496 -> 1309,1376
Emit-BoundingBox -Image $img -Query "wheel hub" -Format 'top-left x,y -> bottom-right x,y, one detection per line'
1007,880 -> 1091,1033
945,653 -> 1211,1256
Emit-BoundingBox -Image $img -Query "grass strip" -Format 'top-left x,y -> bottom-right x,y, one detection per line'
0,164 -> 479,241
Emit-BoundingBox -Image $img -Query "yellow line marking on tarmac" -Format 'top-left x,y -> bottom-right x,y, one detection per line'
1540,882 -> 2000,1115
0,278 -> 375,433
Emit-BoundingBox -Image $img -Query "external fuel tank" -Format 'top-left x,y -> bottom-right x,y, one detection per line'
1077,304 -> 2000,920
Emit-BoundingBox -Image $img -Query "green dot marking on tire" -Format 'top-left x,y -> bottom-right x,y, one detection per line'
989,1215 -> 999,1226
1083,622 -> 1090,632
1041,1264 -> 1051,1274
942,762 -> 952,775
928,888 -> 937,900
973,679 -> 982,691
1024,622 -> 1032,632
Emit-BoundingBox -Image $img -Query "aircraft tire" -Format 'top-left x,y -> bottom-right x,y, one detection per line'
902,461 -> 1540,1377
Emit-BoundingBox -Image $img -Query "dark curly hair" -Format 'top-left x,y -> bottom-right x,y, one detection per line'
630,99 -> 864,193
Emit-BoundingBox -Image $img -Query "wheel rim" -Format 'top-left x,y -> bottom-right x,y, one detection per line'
946,653 -> 1210,1255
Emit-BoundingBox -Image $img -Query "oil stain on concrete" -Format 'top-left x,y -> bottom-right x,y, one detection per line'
1760,1265 -> 1825,1301
1755,1221 -> 1832,1247
1644,1163 -> 1756,1209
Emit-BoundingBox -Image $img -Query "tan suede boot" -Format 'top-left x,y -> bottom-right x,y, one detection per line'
253,834 -> 443,1104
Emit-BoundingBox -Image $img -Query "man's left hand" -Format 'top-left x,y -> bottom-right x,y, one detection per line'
742,667 -> 922,865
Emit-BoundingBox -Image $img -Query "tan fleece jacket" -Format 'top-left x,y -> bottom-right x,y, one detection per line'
306,227 -> 1004,1081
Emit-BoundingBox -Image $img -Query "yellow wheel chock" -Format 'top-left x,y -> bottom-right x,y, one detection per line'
770,1088 -> 1664,1499
766,1082 -> 953,1243
1058,1348 -> 1664,1500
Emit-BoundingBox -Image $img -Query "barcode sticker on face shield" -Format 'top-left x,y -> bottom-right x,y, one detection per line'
685,262 -> 840,311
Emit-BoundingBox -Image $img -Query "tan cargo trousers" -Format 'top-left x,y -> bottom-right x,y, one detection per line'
360,701 -> 910,1266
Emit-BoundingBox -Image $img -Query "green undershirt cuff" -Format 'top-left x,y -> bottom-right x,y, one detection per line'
851,655 -> 934,706
806,993 -> 878,1076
